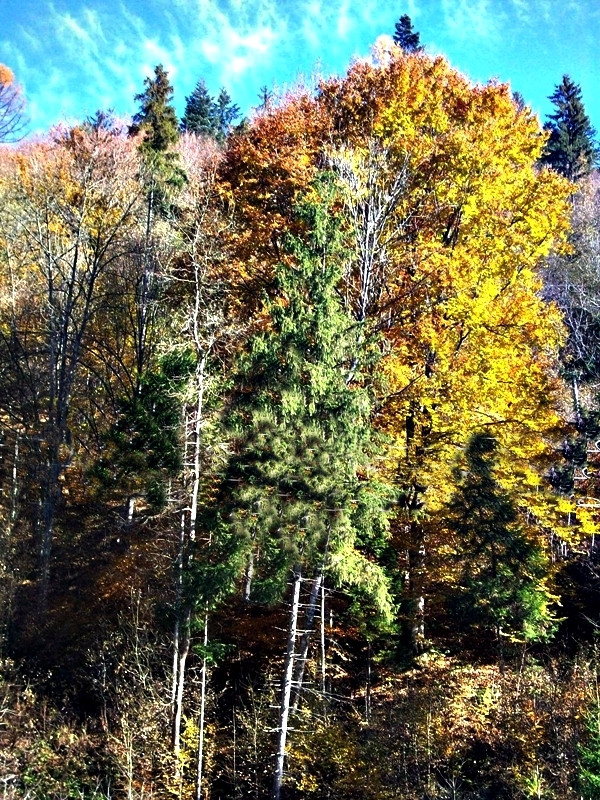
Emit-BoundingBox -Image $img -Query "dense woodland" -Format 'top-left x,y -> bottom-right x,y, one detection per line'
1,18 -> 600,799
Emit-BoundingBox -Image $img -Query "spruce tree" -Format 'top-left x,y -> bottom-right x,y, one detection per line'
130,64 -> 179,155
214,178 -> 393,799
392,14 -> 423,52
219,177 -> 392,607
181,79 -> 217,137
447,434 -> 555,655
181,82 -> 241,142
214,88 -> 240,142
257,85 -> 273,110
541,75 -> 597,181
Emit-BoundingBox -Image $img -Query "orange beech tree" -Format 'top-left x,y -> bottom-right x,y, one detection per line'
220,38 -> 579,651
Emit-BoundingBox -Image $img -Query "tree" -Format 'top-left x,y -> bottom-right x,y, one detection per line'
181,82 -> 240,144
541,75 -> 597,181
257,85 -> 273,111
392,14 -> 423,52
445,434 -> 555,659
579,660 -> 600,800
221,42 -> 576,651
0,126 -> 143,600
217,182 -> 392,800
181,80 -> 217,138
129,65 -> 183,393
214,88 -> 240,143
130,64 -> 179,156
0,64 -> 26,142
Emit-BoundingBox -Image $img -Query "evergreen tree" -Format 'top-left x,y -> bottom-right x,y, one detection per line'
214,88 -> 240,143
541,75 -> 597,181
215,178 -> 392,799
446,434 -> 555,654
130,64 -> 179,155
580,711 -> 600,799
257,85 -> 273,111
181,79 -> 217,137
218,178 -> 392,607
181,82 -> 241,142
392,14 -> 423,52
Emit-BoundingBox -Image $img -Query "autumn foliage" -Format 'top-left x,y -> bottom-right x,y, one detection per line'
0,42 -> 598,800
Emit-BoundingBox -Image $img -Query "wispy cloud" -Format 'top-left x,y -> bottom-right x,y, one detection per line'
441,0 -> 502,43
2,0 -> 599,135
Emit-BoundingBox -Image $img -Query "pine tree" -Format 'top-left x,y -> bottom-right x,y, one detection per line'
181,79 -> 217,137
392,14 -> 423,52
446,434 -> 555,656
130,64 -> 179,155
541,75 -> 597,181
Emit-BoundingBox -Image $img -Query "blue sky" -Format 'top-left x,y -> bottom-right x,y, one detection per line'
1,0 -> 599,136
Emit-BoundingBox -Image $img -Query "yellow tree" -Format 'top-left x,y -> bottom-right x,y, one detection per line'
220,39 -> 577,651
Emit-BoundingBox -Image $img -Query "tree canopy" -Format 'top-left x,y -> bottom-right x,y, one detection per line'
541,74 -> 597,181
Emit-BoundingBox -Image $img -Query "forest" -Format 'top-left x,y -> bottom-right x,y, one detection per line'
1,16 -> 600,800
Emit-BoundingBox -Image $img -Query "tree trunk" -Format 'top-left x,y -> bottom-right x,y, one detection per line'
272,565 -> 302,800
171,509 -> 186,741
173,607 -> 191,764
243,546 -> 254,602
291,572 -> 323,710
408,521 -> 426,655
320,579 -> 327,700
196,608 -> 209,800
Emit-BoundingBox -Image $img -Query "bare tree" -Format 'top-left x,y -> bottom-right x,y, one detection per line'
0,65 -> 27,143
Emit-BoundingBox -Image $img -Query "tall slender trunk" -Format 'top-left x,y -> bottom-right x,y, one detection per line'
39,446 -> 62,606
173,608 -> 191,766
172,352 -> 207,760
243,545 -> 255,602
572,375 -> 581,421
196,607 -> 209,800
272,565 -> 302,800
291,572 -> 323,710
365,641 -> 372,722
10,432 -> 19,525
171,508 -> 186,742
408,520 -> 426,655
320,580 -> 327,699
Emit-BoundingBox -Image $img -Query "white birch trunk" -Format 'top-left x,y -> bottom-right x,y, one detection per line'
272,565 -> 302,800
291,573 -> 323,710
196,608 -> 209,800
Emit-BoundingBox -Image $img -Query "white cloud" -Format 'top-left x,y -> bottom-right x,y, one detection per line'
441,0 -> 501,42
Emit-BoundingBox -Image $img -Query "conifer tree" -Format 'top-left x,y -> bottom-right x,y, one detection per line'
541,75 -> 597,181
392,14 -> 423,52
129,64 -> 183,389
446,434 -> 555,657
181,79 -> 217,137
130,64 -> 179,156
181,82 -> 240,142
214,88 -> 240,142
221,178 -> 392,608
216,178 -> 392,799
257,85 -> 273,110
